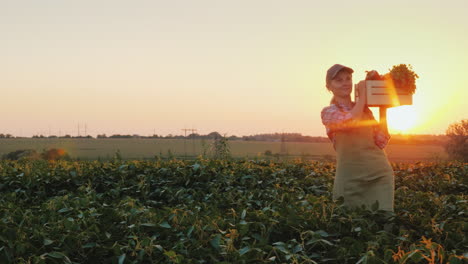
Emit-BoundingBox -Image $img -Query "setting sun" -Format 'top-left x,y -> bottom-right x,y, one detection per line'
387,106 -> 419,133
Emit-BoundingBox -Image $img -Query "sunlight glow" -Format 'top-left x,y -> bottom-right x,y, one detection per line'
387,106 -> 419,134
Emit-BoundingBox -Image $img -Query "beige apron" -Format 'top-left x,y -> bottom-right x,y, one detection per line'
333,121 -> 395,212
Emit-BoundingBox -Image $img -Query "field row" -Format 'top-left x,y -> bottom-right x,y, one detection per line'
0,138 -> 447,162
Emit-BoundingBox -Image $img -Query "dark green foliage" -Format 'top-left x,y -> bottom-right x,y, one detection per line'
445,119 -> 468,162
388,64 -> 419,94
3,148 -> 71,161
41,148 -> 71,161
0,160 -> 466,263
2,149 -> 40,160
212,134 -> 231,160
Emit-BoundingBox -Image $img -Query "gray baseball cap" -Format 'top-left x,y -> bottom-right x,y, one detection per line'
326,64 -> 354,82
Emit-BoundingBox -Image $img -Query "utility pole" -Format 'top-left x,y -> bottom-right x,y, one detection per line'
181,128 -> 197,159
182,128 -> 187,158
280,132 -> 288,158
192,127 -> 197,156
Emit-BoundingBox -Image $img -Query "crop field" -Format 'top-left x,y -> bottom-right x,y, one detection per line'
0,139 -> 447,162
0,159 -> 466,263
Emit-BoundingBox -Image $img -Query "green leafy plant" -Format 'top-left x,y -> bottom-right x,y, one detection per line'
211,134 -> 231,160
444,119 -> 468,162
0,159 -> 465,263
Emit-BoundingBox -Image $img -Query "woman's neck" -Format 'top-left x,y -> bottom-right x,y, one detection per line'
333,95 -> 353,106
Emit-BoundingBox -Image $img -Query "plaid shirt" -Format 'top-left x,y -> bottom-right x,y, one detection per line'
321,102 -> 390,149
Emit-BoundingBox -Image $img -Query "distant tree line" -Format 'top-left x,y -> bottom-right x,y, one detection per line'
96,132 -> 227,139
31,135 -> 93,139
0,131 -> 451,145
241,133 -> 329,143
14,132 -> 330,142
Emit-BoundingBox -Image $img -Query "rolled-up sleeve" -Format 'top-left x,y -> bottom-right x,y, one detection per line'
321,105 -> 354,131
321,104 -> 391,149
321,105 -> 357,146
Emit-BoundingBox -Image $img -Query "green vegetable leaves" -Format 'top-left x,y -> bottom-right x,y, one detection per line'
0,159 -> 465,263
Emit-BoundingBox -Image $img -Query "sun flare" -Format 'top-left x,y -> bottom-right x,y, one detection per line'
386,106 -> 419,134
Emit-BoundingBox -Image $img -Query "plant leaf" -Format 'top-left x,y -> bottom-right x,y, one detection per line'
43,239 -> 54,246
210,234 -> 221,250
159,222 -> 171,229
118,253 -> 126,264
239,246 -> 250,256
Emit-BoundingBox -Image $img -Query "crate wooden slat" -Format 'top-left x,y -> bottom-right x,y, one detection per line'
355,80 -> 413,107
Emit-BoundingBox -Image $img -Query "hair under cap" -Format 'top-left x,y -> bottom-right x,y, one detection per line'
326,64 -> 354,83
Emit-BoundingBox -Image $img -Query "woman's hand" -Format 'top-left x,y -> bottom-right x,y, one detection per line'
356,80 -> 367,102
350,81 -> 367,119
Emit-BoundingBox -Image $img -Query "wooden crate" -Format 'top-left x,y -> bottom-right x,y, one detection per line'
355,80 -> 412,107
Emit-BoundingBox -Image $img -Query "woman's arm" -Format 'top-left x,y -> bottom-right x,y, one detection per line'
379,107 -> 390,135
374,106 -> 391,149
350,80 -> 367,119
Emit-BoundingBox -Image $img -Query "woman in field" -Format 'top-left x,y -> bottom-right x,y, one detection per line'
321,64 -> 394,212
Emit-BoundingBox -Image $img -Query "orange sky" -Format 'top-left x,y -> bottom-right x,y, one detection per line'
1,0 -> 466,137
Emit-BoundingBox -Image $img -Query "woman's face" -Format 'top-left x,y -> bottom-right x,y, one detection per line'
328,70 -> 353,97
